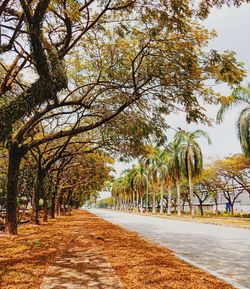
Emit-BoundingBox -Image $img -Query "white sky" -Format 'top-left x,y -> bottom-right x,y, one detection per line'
114,4 -> 250,173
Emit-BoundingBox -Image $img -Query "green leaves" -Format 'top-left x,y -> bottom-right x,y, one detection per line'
217,82 -> 250,159
174,129 -> 211,178
237,107 -> 250,159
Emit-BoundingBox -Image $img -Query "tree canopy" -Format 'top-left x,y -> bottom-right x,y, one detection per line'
0,0 -> 249,234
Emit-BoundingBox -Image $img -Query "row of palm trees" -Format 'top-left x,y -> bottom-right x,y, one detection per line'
111,83 -> 250,215
112,129 -> 211,217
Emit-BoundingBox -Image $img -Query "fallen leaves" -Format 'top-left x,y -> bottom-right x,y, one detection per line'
0,210 -> 234,289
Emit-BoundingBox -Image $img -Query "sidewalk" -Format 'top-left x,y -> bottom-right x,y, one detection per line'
40,237 -> 123,289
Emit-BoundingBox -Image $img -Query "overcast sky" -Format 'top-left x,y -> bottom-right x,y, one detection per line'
112,4 -> 250,176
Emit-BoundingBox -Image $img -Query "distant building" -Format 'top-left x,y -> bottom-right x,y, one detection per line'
184,189 -> 250,214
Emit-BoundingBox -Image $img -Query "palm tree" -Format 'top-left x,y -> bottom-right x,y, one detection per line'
217,84 -> 250,159
141,150 -> 152,213
167,142 -> 182,216
146,147 -> 169,214
111,177 -> 124,210
122,166 -> 137,211
132,161 -> 147,212
142,145 -> 157,213
174,129 -> 211,217
112,172 -> 134,211
159,150 -> 172,215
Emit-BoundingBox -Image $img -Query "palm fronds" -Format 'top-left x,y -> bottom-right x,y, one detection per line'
237,107 -> 250,159
216,83 -> 250,159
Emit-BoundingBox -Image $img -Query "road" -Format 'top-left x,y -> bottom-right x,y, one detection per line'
90,209 -> 250,289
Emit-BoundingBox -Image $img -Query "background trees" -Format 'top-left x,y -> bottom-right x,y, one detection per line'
112,146 -> 249,217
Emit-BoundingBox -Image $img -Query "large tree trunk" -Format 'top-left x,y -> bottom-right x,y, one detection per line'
230,202 -> 234,216
57,190 -> 63,216
31,187 -> 39,225
50,190 -> 56,218
199,199 -> 204,216
160,183 -> 164,214
43,173 -> 49,222
31,170 -> 46,225
214,198 -> 218,214
43,188 -> 48,222
176,180 -> 181,216
5,143 -> 22,235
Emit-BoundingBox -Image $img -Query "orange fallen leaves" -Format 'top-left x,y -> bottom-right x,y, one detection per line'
0,211 -> 234,289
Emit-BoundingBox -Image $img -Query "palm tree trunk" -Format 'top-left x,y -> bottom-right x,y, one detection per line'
146,173 -> 149,213
152,190 -> 156,214
132,190 -> 135,212
188,149 -> 194,217
136,190 -> 139,212
188,171 -> 194,217
176,179 -> 181,216
160,183 -> 164,214
167,188 -> 172,215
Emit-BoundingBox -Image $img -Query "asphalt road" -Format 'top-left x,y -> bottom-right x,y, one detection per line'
89,209 -> 250,289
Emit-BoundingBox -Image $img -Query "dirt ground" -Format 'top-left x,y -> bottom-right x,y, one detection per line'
0,210 -> 234,289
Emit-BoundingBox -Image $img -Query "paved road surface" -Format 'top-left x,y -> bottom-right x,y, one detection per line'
90,209 -> 250,289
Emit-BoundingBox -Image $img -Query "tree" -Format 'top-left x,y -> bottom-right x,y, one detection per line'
29,136 -> 81,224
132,161 -> 147,212
48,157 -> 73,219
57,151 -> 113,212
140,157 -> 151,212
193,185 -> 210,216
98,197 -> 114,209
167,142 -> 183,216
196,166 -> 222,214
144,147 -> 172,214
112,176 -> 128,211
215,154 -> 250,215
144,146 -> 160,214
174,129 -> 211,216
0,149 -> 7,211
217,83 -> 250,159
1,1 -> 246,234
